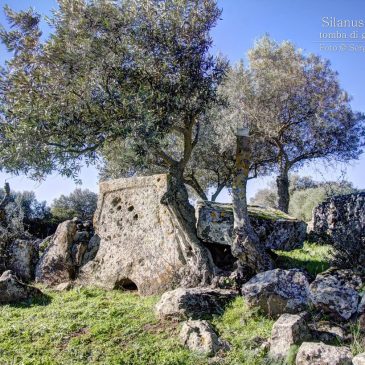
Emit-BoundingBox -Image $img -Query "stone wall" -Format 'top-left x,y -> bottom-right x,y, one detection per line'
311,192 -> 365,242
78,174 -> 215,295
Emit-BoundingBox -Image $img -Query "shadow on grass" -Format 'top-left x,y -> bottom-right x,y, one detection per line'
276,255 -> 330,278
8,293 -> 52,308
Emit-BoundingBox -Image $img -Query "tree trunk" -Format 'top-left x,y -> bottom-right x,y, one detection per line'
231,132 -> 274,273
161,164 -> 216,287
276,170 -> 290,213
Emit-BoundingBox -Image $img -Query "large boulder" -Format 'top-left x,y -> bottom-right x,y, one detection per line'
295,342 -> 352,365
8,239 -> 39,282
309,269 -> 361,320
196,201 -> 307,251
241,269 -> 310,316
0,270 -> 43,304
179,320 -> 229,356
311,192 -> 365,244
35,220 -> 78,285
78,175 -> 215,295
269,312 -> 309,360
155,287 -> 237,321
35,219 -> 97,286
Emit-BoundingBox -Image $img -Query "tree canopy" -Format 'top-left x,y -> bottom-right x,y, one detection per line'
217,36 -> 364,212
0,0 -> 227,187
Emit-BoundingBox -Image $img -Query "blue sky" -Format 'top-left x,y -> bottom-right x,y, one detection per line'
0,0 -> 364,203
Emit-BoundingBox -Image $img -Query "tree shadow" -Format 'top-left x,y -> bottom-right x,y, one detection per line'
275,255 -> 330,278
7,293 -> 52,308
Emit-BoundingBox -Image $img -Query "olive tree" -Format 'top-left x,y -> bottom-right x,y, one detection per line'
221,36 -> 364,213
0,0 -> 227,249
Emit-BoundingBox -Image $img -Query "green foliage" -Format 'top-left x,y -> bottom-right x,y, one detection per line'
0,288 -> 276,365
275,242 -> 333,277
51,188 -> 98,222
289,183 -> 357,222
251,175 -> 358,221
212,297 -> 274,364
0,0 -> 227,190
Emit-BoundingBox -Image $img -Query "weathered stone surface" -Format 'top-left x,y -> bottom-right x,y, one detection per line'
79,175 -> 215,295
269,312 -> 309,359
311,192 -> 365,244
155,287 -> 237,320
35,220 -> 78,285
295,342 -> 352,365
196,201 -> 307,251
241,269 -> 310,316
353,353 -> 365,365
35,220 -> 97,286
309,321 -> 346,343
0,270 -> 43,304
8,239 -> 39,282
309,269 -> 360,320
179,320 -> 229,355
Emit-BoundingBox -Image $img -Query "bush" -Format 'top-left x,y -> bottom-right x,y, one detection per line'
51,188 -> 98,222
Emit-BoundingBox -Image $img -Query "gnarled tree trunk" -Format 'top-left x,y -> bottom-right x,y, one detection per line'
231,130 -> 274,273
162,165 -> 217,286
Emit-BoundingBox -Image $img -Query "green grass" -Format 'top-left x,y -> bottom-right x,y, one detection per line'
275,242 -> 333,277
0,289 -> 275,365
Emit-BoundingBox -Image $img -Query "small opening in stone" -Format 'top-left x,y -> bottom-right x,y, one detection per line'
114,278 -> 138,291
117,206 -> 122,211
128,205 -> 134,212
133,214 -> 139,220
204,242 -> 237,271
157,177 -> 161,182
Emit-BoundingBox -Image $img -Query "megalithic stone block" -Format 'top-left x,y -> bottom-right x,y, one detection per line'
78,174 -> 215,295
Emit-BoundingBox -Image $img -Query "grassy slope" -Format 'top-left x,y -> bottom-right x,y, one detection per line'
0,243 -> 341,365
0,289 -> 274,365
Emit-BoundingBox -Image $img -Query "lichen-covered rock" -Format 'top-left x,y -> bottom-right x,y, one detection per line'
295,342 -> 352,365
241,269 -> 310,316
309,321 -> 346,344
155,287 -> 237,320
311,192 -> 365,244
0,270 -> 43,304
179,320 -> 229,356
196,201 -> 307,251
35,220 -> 78,285
8,239 -> 39,282
309,269 -> 361,320
353,353 -> 365,365
35,220 -> 97,286
269,312 -> 309,360
79,175 -> 215,295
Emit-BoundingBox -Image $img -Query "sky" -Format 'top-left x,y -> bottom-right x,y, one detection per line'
0,0 -> 364,203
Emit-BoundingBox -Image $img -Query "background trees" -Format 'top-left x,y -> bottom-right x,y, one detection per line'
250,175 -> 359,221
51,188 -> 97,221
217,37 -> 364,212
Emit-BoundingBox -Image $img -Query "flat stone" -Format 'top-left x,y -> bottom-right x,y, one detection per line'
295,342 -> 352,365
179,320 -> 229,356
155,287 -> 237,321
241,269 -> 310,316
269,312 -> 309,359
196,201 -> 307,251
